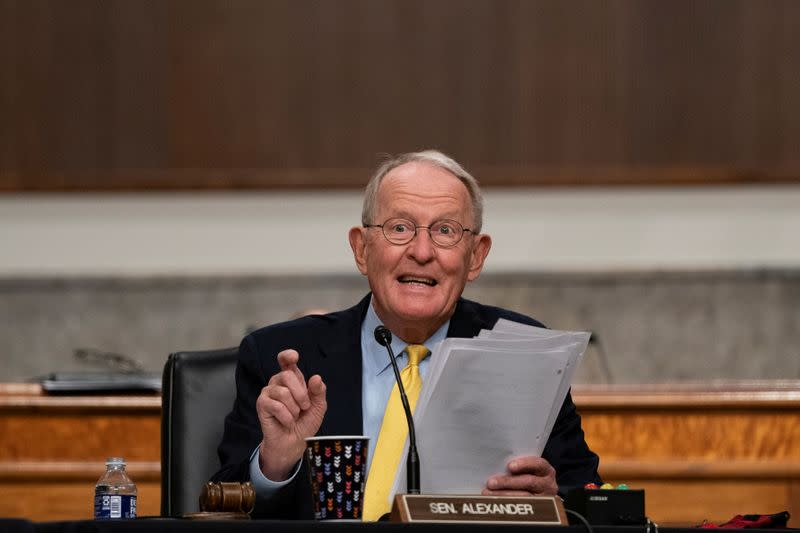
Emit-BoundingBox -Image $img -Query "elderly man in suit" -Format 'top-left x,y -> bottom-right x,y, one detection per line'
213,150 -> 601,519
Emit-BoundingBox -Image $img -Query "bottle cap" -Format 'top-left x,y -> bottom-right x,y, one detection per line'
106,457 -> 126,466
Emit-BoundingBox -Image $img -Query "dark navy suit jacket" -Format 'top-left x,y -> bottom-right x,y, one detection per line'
213,294 -> 601,518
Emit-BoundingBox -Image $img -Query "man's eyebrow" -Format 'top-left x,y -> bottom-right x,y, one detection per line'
387,211 -> 463,222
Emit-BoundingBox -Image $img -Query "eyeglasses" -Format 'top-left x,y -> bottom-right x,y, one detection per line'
363,217 -> 474,248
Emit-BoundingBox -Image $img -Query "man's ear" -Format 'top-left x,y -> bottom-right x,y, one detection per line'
348,226 -> 369,276
466,233 -> 492,282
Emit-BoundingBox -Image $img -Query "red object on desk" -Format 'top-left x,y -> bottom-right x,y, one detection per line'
699,511 -> 790,528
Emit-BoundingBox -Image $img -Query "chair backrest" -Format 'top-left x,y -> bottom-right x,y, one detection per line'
161,347 -> 238,517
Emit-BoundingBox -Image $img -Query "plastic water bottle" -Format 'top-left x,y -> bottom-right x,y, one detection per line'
94,457 -> 137,519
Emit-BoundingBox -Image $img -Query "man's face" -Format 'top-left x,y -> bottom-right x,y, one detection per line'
349,161 -> 491,340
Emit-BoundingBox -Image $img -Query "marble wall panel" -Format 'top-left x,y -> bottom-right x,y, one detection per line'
1,270 -> 797,383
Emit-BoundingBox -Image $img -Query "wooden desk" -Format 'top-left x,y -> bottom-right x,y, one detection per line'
578,382 -> 800,526
0,384 -> 161,520
1,382 -> 799,525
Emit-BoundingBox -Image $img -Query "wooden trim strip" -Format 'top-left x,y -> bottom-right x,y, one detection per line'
5,382 -> 800,411
0,397 -> 161,414
0,384 -> 42,395
573,382 -> 800,410
0,383 -> 161,412
601,460 -> 800,479
2,166 -> 798,192
0,461 -> 160,482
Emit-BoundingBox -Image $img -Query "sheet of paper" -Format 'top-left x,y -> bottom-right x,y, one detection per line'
483,321 -> 590,439
386,321 -> 590,501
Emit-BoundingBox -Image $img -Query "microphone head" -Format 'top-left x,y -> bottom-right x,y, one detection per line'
374,325 -> 392,346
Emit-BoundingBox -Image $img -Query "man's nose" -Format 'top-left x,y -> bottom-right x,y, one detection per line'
406,228 -> 436,261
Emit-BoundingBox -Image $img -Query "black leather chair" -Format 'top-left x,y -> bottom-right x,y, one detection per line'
161,347 -> 238,517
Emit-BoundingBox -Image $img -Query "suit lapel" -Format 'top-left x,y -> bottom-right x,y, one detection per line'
315,294 -> 371,436
446,298 -> 491,339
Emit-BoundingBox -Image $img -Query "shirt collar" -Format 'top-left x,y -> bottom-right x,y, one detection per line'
361,296 -> 449,377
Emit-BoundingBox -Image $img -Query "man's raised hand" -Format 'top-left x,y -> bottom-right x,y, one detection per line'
256,349 -> 327,481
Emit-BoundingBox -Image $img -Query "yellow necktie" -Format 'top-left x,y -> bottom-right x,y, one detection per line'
362,344 -> 429,521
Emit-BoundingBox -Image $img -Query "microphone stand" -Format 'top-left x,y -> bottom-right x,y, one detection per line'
374,326 -> 420,494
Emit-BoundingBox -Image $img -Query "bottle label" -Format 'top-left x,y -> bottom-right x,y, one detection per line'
94,494 -> 137,519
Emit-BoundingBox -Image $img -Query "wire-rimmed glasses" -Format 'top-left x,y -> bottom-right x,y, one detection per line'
363,217 -> 473,248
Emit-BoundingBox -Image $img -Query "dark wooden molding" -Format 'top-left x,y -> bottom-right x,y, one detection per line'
1,166 -> 798,192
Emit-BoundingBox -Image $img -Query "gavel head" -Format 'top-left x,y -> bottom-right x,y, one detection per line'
200,481 -> 255,515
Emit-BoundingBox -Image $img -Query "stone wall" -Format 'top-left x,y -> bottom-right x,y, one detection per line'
1,270 -> 798,383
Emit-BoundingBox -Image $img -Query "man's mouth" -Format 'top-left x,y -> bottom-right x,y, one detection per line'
398,275 -> 437,287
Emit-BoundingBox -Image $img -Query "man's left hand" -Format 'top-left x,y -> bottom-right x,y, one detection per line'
482,456 -> 558,496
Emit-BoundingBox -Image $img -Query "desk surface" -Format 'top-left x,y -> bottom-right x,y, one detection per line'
15,520 -> 795,533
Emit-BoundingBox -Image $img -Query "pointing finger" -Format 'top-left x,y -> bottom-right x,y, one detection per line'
277,349 -> 300,371
274,349 -> 311,410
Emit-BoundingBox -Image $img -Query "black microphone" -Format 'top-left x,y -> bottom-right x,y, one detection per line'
374,325 -> 421,495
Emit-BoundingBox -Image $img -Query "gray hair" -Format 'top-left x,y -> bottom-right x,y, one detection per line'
361,150 -> 484,232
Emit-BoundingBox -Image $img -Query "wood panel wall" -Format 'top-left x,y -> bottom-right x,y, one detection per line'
2,383 -> 799,524
1,0 -> 799,191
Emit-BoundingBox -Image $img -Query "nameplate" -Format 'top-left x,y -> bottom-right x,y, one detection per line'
390,494 -> 568,525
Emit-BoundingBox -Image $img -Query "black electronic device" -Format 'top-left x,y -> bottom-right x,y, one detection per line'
40,371 -> 161,394
565,487 -> 646,525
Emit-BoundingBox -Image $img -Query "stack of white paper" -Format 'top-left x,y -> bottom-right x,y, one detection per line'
389,319 -> 590,500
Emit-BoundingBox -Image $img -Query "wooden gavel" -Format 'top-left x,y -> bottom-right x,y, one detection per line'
199,481 -> 255,515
